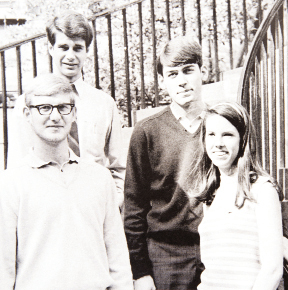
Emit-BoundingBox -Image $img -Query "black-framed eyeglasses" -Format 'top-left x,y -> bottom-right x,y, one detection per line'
28,104 -> 75,115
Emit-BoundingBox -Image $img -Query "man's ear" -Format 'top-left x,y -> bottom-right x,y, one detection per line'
200,65 -> 209,83
48,42 -> 54,57
158,74 -> 166,90
23,106 -> 32,123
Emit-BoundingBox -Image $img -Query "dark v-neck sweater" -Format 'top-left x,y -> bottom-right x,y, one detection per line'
124,106 -> 203,279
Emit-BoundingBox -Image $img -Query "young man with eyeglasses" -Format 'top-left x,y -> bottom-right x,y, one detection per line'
8,11 -> 125,208
0,73 -> 133,290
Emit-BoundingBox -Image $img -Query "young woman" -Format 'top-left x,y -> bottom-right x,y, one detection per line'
188,102 -> 283,290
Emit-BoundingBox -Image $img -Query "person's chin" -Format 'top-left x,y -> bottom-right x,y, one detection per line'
61,70 -> 79,81
63,69 -> 78,76
181,98 -> 195,107
46,135 -> 66,144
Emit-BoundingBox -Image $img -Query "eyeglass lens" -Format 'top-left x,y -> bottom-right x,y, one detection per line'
37,104 -> 73,115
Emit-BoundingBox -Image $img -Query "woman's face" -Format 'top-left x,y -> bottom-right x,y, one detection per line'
205,114 -> 241,175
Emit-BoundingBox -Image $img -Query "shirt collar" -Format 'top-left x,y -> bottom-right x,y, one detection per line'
170,101 -> 187,120
73,78 -> 84,95
26,148 -> 79,169
170,101 -> 207,121
198,110 -> 206,120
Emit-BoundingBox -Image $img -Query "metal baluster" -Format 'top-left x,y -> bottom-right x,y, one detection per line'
227,0 -> 233,69
92,19 -> 100,89
196,0 -> 202,45
165,0 -> 171,40
1,51 -> 8,169
180,0 -> 186,35
243,0 -> 248,55
107,14 -> 116,100
138,2 -> 145,109
123,8 -> 132,127
31,40 -> 37,77
150,0 -> 158,106
212,0 -> 220,81
16,46 -> 22,96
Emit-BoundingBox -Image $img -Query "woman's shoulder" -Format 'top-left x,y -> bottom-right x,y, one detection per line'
251,175 -> 279,202
252,175 -> 271,187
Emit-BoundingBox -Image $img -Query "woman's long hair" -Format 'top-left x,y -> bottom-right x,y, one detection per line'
186,102 -> 282,208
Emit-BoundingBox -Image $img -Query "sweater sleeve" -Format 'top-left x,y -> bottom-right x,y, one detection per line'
0,172 -> 18,289
103,171 -> 133,290
124,124 -> 153,280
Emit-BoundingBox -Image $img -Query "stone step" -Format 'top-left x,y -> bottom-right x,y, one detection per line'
203,67 -> 242,104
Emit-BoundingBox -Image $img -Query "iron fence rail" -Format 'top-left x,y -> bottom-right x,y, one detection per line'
1,0 -> 266,169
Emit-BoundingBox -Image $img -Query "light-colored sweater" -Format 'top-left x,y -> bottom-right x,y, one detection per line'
7,77 -> 125,207
0,151 -> 133,290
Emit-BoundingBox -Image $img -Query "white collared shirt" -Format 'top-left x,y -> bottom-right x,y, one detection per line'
170,101 -> 206,133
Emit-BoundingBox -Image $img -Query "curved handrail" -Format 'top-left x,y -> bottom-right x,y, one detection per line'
237,0 -> 284,104
236,0 -> 288,191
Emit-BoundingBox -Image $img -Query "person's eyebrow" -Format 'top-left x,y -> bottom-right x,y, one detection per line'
74,44 -> 85,49
183,64 -> 197,68
165,69 -> 179,74
57,43 -> 69,48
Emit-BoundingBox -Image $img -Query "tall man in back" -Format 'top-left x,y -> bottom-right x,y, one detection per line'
8,11 -> 125,207
124,36 -> 207,290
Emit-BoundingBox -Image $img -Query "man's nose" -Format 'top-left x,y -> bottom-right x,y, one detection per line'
49,107 -> 62,121
66,48 -> 76,60
178,72 -> 188,87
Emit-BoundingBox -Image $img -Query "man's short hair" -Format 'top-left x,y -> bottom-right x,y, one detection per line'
157,35 -> 202,76
46,11 -> 93,50
25,73 -> 78,106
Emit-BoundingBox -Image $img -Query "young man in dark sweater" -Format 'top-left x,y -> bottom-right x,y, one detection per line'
124,36 -> 208,290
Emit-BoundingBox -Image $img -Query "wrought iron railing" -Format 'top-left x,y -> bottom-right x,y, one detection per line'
0,0 -> 269,169
237,0 -> 288,195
